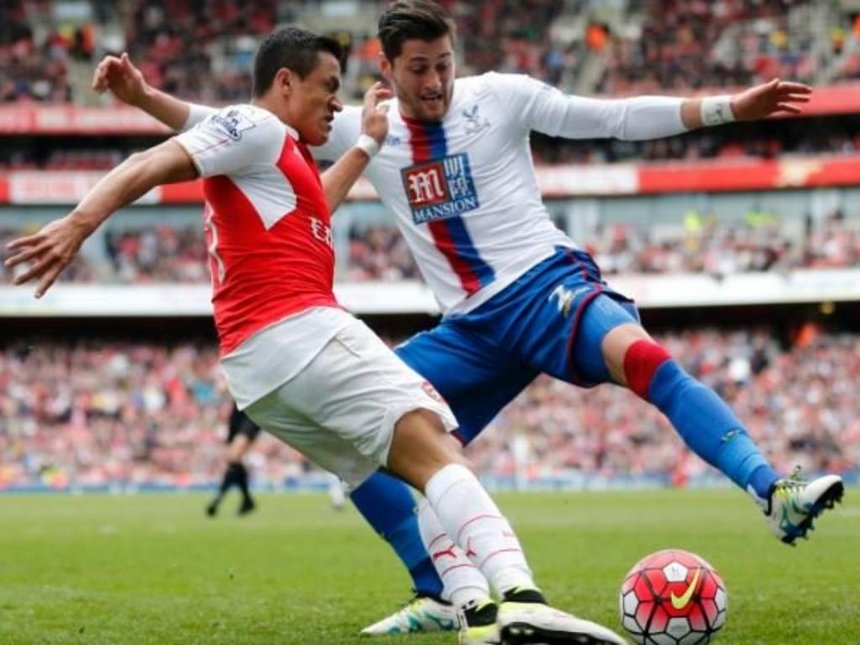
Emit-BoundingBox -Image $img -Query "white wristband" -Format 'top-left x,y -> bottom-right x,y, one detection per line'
354,134 -> 380,158
700,95 -> 736,127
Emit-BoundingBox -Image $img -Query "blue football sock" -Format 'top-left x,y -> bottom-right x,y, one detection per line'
350,470 -> 444,598
648,359 -> 779,498
748,464 -> 781,500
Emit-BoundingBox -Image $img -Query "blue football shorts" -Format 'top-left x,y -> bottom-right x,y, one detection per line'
395,247 -> 640,444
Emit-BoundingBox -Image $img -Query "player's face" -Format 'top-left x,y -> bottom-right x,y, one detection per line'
290,52 -> 343,145
383,35 -> 455,122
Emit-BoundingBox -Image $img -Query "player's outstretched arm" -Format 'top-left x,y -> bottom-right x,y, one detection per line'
92,53 -> 212,131
504,73 -> 813,142
680,78 -> 812,129
5,141 -> 197,298
321,82 -> 392,212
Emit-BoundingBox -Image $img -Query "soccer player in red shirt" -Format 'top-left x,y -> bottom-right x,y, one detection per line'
5,26 -> 626,645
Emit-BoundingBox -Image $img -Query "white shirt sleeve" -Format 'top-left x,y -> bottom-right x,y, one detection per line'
310,105 -> 363,161
486,72 -> 687,141
174,105 -> 284,177
180,103 -> 219,132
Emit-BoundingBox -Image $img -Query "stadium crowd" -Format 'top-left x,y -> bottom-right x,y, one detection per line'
3,0 -> 859,107
596,0 -> 822,95
1,326 -> 856,491
3,213 -> 857,286
0,340 -> 309,490
102,225 -> 209,283
347,224 -> 421,281
4,0 -> 860,178
0,1 -> 78,103
473,326 -> 858,485
589,209 -> 860,276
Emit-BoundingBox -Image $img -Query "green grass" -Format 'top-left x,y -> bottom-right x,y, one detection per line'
0,489 -> 855,644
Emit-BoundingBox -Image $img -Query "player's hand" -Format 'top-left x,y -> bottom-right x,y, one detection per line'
92,52 -> 148,106
731,79 -> 812,120
4,216 -> 94,298
361,81 -> 393,145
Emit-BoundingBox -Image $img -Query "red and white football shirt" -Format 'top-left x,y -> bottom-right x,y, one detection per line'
175,104 -> 350,408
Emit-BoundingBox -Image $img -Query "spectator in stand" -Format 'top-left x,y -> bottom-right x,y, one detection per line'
122,0 -> 275,103
3,212 -> 859,285
597,0 -> 819,96
347,224 -> 421,281
11,0 -> 860,107
0,3 -> 72,103
103,225 -> 209,283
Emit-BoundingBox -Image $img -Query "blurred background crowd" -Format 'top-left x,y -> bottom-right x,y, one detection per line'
2,0 -> 860,492
4,0 -> 860,170
6,0 -> 860,104
1,325 -> 857,490
2,208 -> 858,286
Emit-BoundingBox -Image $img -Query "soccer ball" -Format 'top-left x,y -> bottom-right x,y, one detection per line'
619,549 -> 727,645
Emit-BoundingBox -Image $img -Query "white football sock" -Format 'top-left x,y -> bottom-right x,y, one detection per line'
424,464 -> 534,597
417,497 -> 490,606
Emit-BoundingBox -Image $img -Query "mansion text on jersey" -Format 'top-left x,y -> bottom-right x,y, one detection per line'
411,195 -> 480,223
402,153 -> 480,224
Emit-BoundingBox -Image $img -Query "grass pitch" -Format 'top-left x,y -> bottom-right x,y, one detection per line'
0,489 -> 855,644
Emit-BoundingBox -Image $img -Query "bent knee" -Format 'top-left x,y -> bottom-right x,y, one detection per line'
388,409 -> 472,487
601,323 -> 652,382
618,336 -> 673,399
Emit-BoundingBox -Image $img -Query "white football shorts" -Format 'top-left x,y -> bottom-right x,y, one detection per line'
244,316 -> 458,488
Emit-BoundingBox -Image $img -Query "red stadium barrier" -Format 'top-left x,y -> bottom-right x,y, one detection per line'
636,156 -> 860,193
0,105 -> 171,135
780,83 -> 860,117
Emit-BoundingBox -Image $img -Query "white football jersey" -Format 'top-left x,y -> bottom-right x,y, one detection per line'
314,72 -> 685,315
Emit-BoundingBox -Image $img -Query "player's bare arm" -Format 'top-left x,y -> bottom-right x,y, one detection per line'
680,78 -> 812,129
96,54 -> 391,214
5,140 -> 197,298
92,53 -> 195,131
321,82 -> 392,212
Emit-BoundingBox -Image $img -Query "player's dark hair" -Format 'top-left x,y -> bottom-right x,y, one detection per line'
378,0 -> 456,61
253,27 -> 343,97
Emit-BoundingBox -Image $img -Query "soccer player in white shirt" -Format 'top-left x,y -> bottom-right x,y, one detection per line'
7,26 -> 630,645
91,1 -> 843,638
